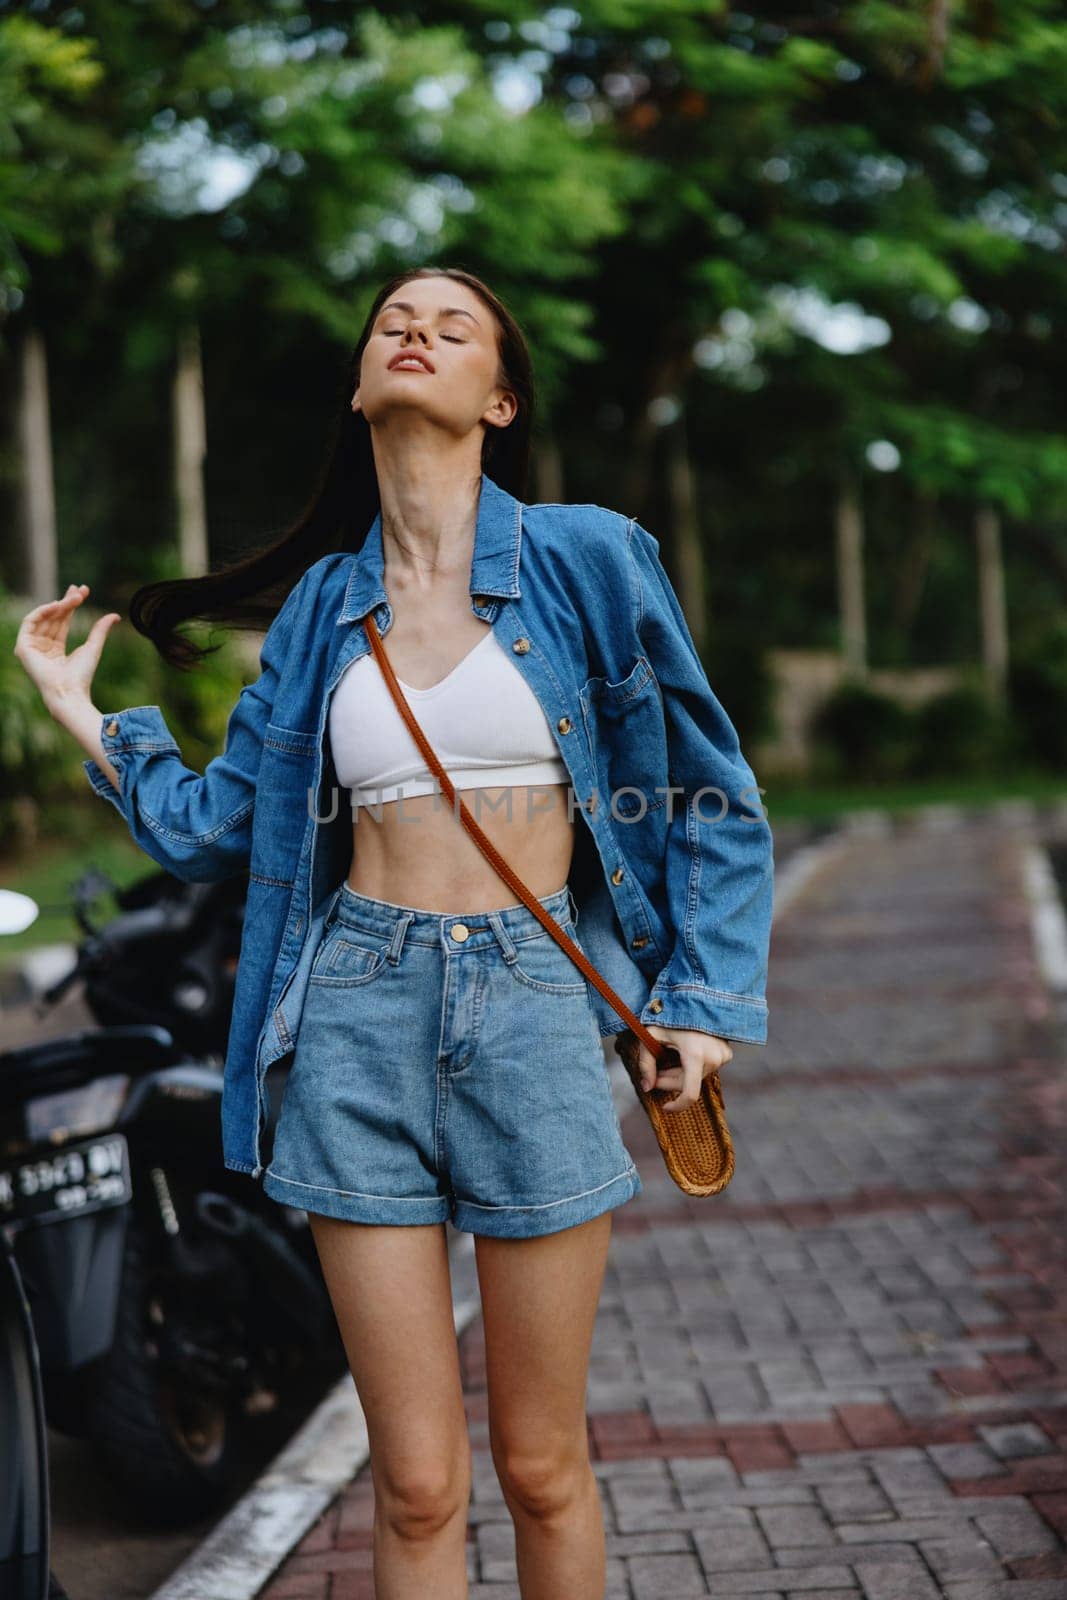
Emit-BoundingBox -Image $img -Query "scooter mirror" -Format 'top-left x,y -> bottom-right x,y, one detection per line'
0,888 -> 40,934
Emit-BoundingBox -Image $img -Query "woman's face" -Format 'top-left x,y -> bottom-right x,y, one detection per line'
351,276 -> 516,437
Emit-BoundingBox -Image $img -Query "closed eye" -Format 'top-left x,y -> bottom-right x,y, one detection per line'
382,331 -> 465,343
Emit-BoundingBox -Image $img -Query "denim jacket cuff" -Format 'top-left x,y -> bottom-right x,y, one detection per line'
95,705 -> 182,754
83,706 -> 182,808
639,981 -> 768,1045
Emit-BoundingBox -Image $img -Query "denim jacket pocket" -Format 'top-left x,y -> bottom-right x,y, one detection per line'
580,656 -> 669,859
253,722 -> 318,879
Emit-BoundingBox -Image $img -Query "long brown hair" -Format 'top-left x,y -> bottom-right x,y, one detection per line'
129,266 -> 535,669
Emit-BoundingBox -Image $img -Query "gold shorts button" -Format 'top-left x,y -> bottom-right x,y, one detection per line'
450,923 -> 470,942
105,719 -> 120,736
513,637 -> 530,653
557,716 -> 572,733
611,867 -> 624,884
649,997 -> 664,1013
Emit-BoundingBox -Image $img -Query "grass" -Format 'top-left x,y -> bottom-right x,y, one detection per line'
762,769 -> 1067,822
0,802 -> 160,962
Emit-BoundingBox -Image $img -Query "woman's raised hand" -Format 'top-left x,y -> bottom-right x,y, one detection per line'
14,584 -> 122,712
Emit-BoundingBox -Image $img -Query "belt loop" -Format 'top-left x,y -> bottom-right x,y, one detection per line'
486,909 -> 518,963
565,883 -> 578,926
387,911 -> 413,964
324,882 -> 343,933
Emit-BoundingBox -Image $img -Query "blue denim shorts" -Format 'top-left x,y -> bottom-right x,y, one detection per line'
261,880 -> 642,1237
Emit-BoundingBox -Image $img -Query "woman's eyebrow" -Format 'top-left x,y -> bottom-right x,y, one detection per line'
379,301 -> 480,326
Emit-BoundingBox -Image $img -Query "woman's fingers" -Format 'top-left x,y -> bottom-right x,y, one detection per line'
660,1055 -> 704,1113
76,611 -> 122,671
14,585 -> 116,703
36,589 -> 82,649
17,585 -> 90,650
635,1039 -> 658,1093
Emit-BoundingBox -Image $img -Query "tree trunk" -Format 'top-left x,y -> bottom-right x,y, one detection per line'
16,325 -> 58,603
835,467 -> 867,678
173,321 -> 209,577
534,436 -> 563,505
891,486 -> 937,642
975,501 -> 1008,709
621,324 -> 694,518
666,410 -> 706,654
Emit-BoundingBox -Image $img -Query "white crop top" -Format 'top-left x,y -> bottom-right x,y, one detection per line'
329,625 -> 570,807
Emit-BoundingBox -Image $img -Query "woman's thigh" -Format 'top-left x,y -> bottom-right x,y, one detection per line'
474,1213 -> 613,1481
308,1215 -> 471,1504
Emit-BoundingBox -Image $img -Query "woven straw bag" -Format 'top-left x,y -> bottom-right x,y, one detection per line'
364,613 -> 736,1198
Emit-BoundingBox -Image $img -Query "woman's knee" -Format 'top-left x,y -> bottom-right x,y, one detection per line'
374,1442 -> 473,1540
492,1441 -> 591,1520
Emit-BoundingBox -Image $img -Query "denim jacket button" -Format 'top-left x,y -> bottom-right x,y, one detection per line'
631,935 -> 649,949
105,719 -> 119,737
648,997 -> 663,1013
557,716 -> 572,734
611,867 -> 624,884
473,594 -> 487,607
513,637 -> 530,653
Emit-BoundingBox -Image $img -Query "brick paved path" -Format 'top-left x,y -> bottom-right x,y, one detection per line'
261,815 -> 1067,1599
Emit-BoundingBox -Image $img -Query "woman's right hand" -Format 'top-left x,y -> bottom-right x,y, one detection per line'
14,583 -> 122,713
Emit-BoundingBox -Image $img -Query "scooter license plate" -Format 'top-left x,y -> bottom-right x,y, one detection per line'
0,1132 -> 132,1229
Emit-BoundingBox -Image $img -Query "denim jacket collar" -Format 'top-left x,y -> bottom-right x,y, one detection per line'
336,470 -> 525,626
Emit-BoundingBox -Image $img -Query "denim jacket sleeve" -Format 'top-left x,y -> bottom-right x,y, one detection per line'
82,573 -> 307,883
626,518 -> 773,1046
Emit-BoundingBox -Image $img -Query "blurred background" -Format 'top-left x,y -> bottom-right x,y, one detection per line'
3,0 -> 1067,929
2,7 -> 1067,1597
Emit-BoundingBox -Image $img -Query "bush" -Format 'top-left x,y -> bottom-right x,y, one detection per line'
1008,620 -> 1067,772
809,679 -> 914,784
909,679 -> 1012,779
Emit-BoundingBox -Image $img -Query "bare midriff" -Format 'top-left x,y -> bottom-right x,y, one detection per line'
344,783 -> 576,913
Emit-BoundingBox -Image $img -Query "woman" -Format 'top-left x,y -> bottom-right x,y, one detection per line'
16,266 -> 773,1596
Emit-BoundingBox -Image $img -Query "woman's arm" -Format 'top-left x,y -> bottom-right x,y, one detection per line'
15,577 -> 308,884
626,518 -> 774,1046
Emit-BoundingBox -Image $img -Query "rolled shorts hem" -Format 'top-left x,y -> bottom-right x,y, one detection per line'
260,1161 -> 642,1237
452,1163 -> 642,1238
261,1167 -> 451,1225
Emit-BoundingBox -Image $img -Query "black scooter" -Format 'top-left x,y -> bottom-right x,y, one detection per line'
0,870 -> 345,1536
0,888 -> 69,1600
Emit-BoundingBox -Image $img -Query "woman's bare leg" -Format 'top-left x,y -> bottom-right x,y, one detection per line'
308,1215 -> 472,1599
474,1212 -> 613,1599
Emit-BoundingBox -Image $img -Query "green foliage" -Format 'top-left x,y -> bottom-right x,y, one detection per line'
0,15 -> 120,294
0,597 -> 251,814
910,680 -> 1013,779
1008,620 -> 1067,773
811,673 -> 1022,785
705,619 -> 777,752
4,0 -> 1067,798
809,679 -> 914,785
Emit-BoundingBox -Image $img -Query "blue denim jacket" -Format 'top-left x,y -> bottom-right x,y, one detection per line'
84,472 -> 773,1177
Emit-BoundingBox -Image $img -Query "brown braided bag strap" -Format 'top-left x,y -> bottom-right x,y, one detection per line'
363,612 -> 735,1196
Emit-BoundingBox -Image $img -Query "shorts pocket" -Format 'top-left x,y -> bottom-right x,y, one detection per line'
507,920 -> 589,996
309,921 -> 391,987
